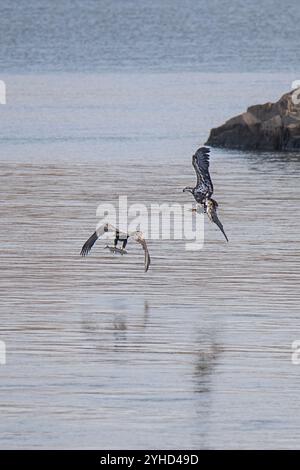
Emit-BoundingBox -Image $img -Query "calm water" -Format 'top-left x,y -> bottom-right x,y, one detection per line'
0,72 -> 300,449
1,0 -> 300,451
0,0 -> 299,73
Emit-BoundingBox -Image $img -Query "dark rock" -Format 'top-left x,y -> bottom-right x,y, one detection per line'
206,90 -> 300,151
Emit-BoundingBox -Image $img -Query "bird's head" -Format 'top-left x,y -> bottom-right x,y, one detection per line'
183,186 -> 194,194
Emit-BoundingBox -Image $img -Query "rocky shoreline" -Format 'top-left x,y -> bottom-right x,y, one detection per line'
206,90 -> 300,151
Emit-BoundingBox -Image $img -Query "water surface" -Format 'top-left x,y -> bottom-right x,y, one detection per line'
0,73 -> 300,448
0,0 -> 299,73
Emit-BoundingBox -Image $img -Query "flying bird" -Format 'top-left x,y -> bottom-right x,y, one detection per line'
183,146 -> 228,242
80,223 -> 151,272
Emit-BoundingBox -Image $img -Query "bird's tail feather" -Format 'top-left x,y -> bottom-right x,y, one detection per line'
207,204 -> 229,242
214,219 -> 229,242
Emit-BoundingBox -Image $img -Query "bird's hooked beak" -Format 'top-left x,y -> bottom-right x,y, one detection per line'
183,187 -> 192,194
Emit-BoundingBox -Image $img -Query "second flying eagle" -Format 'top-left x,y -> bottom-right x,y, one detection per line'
80,223 -> 151,272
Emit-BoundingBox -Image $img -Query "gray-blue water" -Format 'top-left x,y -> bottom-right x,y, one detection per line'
0,0 -> 300,73
0,1 -> 300,450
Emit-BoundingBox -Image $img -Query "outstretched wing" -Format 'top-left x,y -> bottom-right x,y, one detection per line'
132,232 -> 151,272
206,200 -> 228,242
192,147 -> 214,196
80,223 -> 117,256
81,224 -> 151,272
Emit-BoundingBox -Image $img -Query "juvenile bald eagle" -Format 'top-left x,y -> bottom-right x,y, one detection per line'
183,146 -> 228,242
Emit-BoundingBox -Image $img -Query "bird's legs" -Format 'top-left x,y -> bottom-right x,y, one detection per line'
113,230 -> 120,249
113,230 -> 129,253
120,236 -> 129,253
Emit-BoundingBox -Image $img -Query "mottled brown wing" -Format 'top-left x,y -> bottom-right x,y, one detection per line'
192,146 -> 214,197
